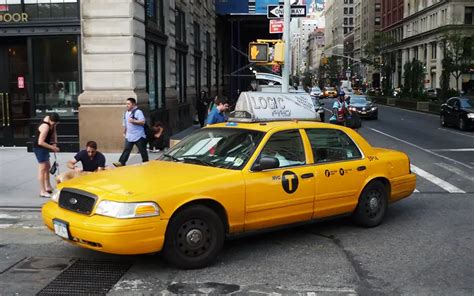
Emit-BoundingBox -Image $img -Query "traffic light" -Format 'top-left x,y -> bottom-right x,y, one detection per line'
273,42 -> 284,63
248,42 -> 269,62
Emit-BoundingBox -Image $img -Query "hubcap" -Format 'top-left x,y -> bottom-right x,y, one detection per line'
369,197 -> 379,210
176,218 -> 211,257
186,229 -> 203,245
365,190 -> 382,218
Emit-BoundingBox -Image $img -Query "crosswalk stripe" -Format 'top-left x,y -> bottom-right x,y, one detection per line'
410,165 -> 466,193
434,163 -> 474,182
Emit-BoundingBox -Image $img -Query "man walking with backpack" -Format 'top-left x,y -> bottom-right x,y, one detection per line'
113,98 -> 149,167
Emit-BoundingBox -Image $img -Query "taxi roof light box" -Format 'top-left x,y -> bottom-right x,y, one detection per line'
229,91 -> 320,123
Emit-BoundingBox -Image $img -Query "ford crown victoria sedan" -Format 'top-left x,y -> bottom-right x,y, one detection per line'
42,120 -> 416,269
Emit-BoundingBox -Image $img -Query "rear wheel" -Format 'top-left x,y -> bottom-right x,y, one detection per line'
459,118 -> 467,131
353,181 -> 388,227
162,205 -> 225,269
440,115 -> 447,127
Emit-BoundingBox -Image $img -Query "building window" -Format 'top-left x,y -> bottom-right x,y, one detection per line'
375,17 -> 381,25
194,22 -> 201,52
375,3 -> 381,12
349,7 -> 353,14
466,7 -> 474,24
176,8 -> 186,43
206,32 -> 212,95
33,36 -> 79,114
146,0 -> 164,31
10,0 -> 80,20
193,23 -> 201,97
146,43 -> 165,110
344,7 -> 348,14
176,52 -> 187,103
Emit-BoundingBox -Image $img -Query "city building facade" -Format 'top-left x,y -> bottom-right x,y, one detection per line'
381,0 -> 404,88
0,0 -> 223,151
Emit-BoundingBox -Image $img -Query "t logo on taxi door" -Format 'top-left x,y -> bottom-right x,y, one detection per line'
282,171 -> 298,194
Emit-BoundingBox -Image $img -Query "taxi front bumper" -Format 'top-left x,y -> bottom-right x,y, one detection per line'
42,201 -> 168,255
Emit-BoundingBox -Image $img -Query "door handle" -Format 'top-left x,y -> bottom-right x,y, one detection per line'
357,166 -> 366,171
301,173 -> 314,179
5,93 -> 9,126
0,93 -> 5,127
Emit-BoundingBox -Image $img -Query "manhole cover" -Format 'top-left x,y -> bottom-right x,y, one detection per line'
38,259 -> 132,296
14,257 -> 73,271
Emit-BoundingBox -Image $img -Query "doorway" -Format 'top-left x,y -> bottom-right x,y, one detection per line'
0,38 -> 31,146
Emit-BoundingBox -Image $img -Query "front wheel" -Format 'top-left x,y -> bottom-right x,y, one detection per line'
162,205 -> 225,269
353,181 -> 388,227
440,115 -> 447,127
459,118 -> 467,131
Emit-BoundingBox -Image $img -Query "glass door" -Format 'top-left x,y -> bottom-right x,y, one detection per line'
0,38 -> 31,146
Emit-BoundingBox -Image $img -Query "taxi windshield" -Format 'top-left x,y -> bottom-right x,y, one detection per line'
159,128 -> 265,170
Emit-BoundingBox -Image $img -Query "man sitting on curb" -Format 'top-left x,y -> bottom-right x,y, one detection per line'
57,141 -> 106,184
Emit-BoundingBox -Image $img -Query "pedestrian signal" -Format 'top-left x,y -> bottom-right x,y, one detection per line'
273,42 -> 284,63
248,43 -> 269,62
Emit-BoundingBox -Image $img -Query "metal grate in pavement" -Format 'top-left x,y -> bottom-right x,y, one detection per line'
37,259 -> 131,296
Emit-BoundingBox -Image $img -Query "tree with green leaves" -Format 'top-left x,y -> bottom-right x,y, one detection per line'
441,32 -> 472,92
403,59 -> 425,98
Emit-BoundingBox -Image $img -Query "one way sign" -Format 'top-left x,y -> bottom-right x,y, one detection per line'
267,5 -> 307,19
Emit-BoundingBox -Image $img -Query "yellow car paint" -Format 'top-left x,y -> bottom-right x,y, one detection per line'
42,121 -> 416,258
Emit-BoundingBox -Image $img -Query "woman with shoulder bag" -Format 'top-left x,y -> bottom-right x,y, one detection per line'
33,113 -> 60,198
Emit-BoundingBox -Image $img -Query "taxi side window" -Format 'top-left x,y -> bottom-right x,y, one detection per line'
259,130 -> 306,168
306,129 -> 362,163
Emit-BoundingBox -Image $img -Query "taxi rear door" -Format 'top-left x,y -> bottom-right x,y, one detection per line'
243,129 -> 315,231
304,128 -> 368,219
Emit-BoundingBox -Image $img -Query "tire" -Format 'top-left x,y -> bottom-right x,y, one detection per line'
459,118 -> 467,131
353,181 -> 388,228
162,205 -> 225,269
440,115 -> 447,127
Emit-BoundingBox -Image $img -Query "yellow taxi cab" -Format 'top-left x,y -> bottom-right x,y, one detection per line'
323,86 -> 338,98
42,92 -> 416,269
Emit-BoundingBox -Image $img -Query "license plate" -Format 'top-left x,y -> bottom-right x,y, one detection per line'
53,219 -> 71,240
361,112 -> 367,114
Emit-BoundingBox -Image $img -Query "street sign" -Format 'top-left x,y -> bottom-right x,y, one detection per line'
269,19 -> 284,34
267,5 -> 307,19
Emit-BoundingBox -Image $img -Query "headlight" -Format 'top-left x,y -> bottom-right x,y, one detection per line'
51,189 -> 60,203
371,107 -> 377,111
95,200 -> 160,218
467,113 -> 474,119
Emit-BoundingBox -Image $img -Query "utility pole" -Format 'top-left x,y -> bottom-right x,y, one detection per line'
282,0 -> 291,92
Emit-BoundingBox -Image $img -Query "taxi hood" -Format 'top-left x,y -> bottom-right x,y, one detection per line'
58,160 -> 234,201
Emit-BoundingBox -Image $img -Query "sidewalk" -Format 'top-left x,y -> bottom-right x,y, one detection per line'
0,124 -> 201,209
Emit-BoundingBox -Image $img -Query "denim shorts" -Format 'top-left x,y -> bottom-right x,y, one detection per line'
34,146 -> 50,163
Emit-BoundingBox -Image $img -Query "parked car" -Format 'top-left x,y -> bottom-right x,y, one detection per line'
310,86 -> 322,98
440,97 -> 474,131
424,88 -> 438,100
42,92 -> 415,269
311,96 -> 326,122
347,95 -> 378,119
322,86 -> 338,98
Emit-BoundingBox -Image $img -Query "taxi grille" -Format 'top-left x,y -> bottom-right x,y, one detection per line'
58,188 -> 97,215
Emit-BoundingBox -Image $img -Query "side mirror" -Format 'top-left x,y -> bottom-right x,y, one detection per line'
253,157 -> 280,171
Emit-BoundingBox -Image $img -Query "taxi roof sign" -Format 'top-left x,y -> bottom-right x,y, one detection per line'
229,91 -> 318,123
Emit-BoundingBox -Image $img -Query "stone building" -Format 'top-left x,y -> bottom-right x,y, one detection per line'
0,0 -> 223,151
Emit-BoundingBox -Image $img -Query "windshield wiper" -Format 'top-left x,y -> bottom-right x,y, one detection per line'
163,153 -> 180,162
182,157 -> 213,166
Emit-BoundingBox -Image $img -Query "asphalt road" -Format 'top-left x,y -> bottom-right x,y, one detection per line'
0,104 -> 473,295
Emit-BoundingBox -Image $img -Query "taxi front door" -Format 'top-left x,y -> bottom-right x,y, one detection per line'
244,130 -> 315,231
304,128 -> 368,219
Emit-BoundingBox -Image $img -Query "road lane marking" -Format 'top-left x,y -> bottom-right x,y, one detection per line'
431,148 -> 474,152
0,224 -> 13,229
0,214 -> 18,219
410,165 -> 465,193
368,128 -> 473,169
434,163 -> 474,182
438,128 -> 474,139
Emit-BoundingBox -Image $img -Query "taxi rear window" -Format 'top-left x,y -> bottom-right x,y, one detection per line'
305,129 -> 362,163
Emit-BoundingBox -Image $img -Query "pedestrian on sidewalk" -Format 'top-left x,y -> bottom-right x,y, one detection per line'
207,96 -> 229,125
57,141 -> 106,184
148,121 -> 169,152
113,98 -> 149,167
196,90 -> 209,127
33,113 -> 60,198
